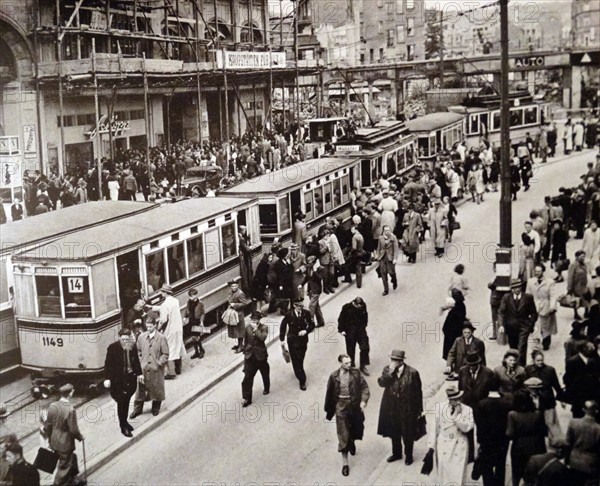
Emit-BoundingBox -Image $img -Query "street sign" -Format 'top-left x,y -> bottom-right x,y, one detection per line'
570,51 -> 599,65
513,56 -> 545,68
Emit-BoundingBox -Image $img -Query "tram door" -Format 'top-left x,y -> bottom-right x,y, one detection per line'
290,189 -> 302,218
117,250 -> 141,317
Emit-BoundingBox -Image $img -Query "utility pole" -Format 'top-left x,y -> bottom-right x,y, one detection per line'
439,10 -> 444,89
495,0 -> 512,292
294,0 -> 300,127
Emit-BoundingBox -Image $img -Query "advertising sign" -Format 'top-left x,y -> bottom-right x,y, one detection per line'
216,50 -> 287,70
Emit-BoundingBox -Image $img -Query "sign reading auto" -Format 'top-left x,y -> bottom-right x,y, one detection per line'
513,56 -> 545,68
216,50 -> 287,70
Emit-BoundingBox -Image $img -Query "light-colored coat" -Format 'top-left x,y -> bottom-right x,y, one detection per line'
378,197 -> 398,230
526,277 -> 558,338
159,295 -> 186,361
428,206 -> 447,249
582,227 -> 600,272
136,331 -> 169,401
427,401 -> 475,485
402,211 -> 422,253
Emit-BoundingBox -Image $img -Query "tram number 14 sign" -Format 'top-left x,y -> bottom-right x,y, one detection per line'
67,277 -> 84,293
514,56 -> 545,68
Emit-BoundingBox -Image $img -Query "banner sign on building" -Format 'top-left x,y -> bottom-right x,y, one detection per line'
23,125 -> 37,159
85,115 -> 131,139
216,50 -> 287,70
513,56 -> 545,68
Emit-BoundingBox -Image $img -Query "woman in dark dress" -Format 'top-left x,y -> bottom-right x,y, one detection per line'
550,219 -> 568,282
441,289 -> 467,360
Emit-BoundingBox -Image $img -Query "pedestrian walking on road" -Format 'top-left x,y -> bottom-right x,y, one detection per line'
377,349 -> 423,465
157,284 -> 186,379
567,251 -> 589,320
493,349 -> 526,403
523,440 -> 571,486
184,289 -> 206,359
457,351 -> 496,413
324,354 -> 370,477
441,289 -> 467,361
338,297 -> 370,375
4,442 -> 40,486
527,264 -> 558,350
563,341 -> 600,418
375,225 -> 399,296
424,387 -> 474,485
305,257 -> 325,328
280,299 -> 314,390
428,198 -> 447,257
565,400 -> 600,485
498,278 -> 539,366
402,205 -> 422,263
104,328 -> 142,438
445,320 -> 486,380
131,319 -> 169,418
241,311 -> 270,407
227,278 -> 252,353
40,384 -> 84,486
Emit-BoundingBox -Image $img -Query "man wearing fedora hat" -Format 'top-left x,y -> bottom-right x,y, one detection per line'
457,351 -> 496,413
425,386 -> 474,484
445,320 -> 486,380
377,349 -> 423,465
157,284 -> 186,379
498,278 -> 538,366
241,311 -> 270,407
375,225 -> 400,296
280,299 -> 314,390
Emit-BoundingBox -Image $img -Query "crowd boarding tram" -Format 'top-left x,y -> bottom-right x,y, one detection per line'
333,120 -> 417,187
0,201 -> 154,375
405,112 -> 465,168
10,198 -> 261,392
222,157 -> 359,245
448,92 -> 548,150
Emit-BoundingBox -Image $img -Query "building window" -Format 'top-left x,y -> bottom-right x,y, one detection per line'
370,48 -> 374,62
396,0 -> 403,14
407,44 -> 415,60
360,53 -> 365,63
406,0 -> 415,9
379,47 -> 384,60
407,18 -> 415,37
387,2 -> 394,14
379,21 -> 384,34
397,25 -> 405,43
387,29 -> 395,47
378,0 -> 384,6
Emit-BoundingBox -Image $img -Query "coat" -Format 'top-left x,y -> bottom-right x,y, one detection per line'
567,261 -> 588,297
498,292 -> 538,336
324,367 -> 370,424
565,415 -> 600,475
377,364 -> 423,440
7,460 -> 40,486
563,355 -> 600,412
582,227 -> 600,271
442,301 -> 467,360
292,220 -> 307,248
159,295 -> 185,361
427,401 -> 474,485
507,410 -> 547,478
136,331 -> 169,401
227,288 -> 251,339
104,341 -> 142,400
42,399 -> 83,455
337,302 -> 368,336
243,322 -> 269,361
378,197 -> 398,229
279,308 -> 314,348
524,364 -> 563,410
428,206 -> 447,248
446,336 -> 486,371
476,395 -> 512,458
493,364 -> 526,397
457,365 -> 497,410
402,211 -> 422,253
526,277 -> 558,338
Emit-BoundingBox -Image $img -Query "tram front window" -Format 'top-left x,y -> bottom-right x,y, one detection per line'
61,276 -> 92,318
36,275 -> 62,317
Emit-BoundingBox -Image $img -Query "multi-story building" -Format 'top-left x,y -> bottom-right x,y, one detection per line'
1,0 -> 317,177
571,0 -> 599,48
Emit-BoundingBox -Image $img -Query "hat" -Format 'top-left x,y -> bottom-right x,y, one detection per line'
290,243 -> 299,250
250,310 -> 263,320
523,377 -> 543,389
292,298 -> 304,306
446,387 -> 463,400
227,277 -> 241,286
432,197 -> 441,204
389,349 -> 406,361
276,247 -> 289,259
160,284 -> 173,294
465,351 -> 482,365
462,320 -> 475,331
510,278 -> 523,289
504,349 -> 520,360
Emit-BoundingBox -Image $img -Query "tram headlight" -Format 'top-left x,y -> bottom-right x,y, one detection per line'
39,385 -> 55,399
32,387 -> 42,399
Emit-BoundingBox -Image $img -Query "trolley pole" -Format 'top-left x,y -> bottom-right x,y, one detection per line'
495,0 -> 512,291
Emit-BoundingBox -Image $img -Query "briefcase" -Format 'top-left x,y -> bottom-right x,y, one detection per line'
33,447 -> 59,473
415,414 -> 427,441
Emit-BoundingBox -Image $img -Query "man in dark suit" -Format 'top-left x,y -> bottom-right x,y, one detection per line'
280,299 -> 314,390
498,279 -> 538,366
4,442 -> 39,486
375,225 -> 399,296
10,198 -> 23,222
445,320 -> 486,379
241,311 -> 270,407
338,297 -> 370,375
457,351 -> 497,412
564,341 -> 600,418
325,354 -> 370,477
565,400 -> 600,485
104,328 -> 142,437
41,384 -> 84,485
274,247 -> 294,314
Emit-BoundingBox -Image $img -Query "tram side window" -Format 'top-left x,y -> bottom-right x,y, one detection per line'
221,222 -> 238,260
387,155 -> 396,176
278,197 -> 291,231
304,190 -> 314,220
324,183 -> 333,212
399,150 -> 406,169
36,275 -> 62,317
469,115 -> 479,134
341,176 -> 349,203
61,276 -> 92,318
333,179 -> 342,207
145,252 -> 165,295
258,204 -> 278,233
510,109 -> 523,128
167,243 -> 186,284
0,264 -> 8,304
492,111 -> 501,131
524,107 -> 537,125
314,187 -> 324,216
187,235 -> 205,275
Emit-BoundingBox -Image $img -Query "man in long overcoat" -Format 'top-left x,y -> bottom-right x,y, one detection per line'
377,349 -> 423,465
498,278 -> 538,366
563,341 -> 600,418
131,320 -> 169,417
428,198 -> 447,257
104,328 -> 142,437
526,264 -> 557,350
375,225 -> 399,296
402,205 -> 422,263
337,297 -> 370,375
158,284 -> 185,378
325,354 -> 370,477
241,311 -> 270,407
445,320 -> 486,379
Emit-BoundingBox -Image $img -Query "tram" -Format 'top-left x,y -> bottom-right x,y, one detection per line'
10,197 -> 261,390
333,120 -> 417,187
305,116 -> 350,157
448,92 -> 547,149
405,112 -> 465,168
222,157 -> 359,244
0,201 -> 154,375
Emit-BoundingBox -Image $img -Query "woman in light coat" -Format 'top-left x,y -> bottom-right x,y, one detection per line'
428,199 -> 447,257
378,190 -> 398,230
426,388 -> 474,485
107,174 -> 120,201
526,264 -> 558,349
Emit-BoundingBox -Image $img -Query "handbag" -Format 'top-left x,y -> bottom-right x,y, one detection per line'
415,414 -> 427,441
33,447 -> 59,473
191,325 -> 209,334
221,307 -> 239,326
282,346 -> 291,363
451,221 -> 461,230
558,294 -> 578,308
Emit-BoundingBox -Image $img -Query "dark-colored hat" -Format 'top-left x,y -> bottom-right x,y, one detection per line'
276,247 -> 289,259
160,284 -> 174,294
504,349 -> 520,360
292,298 -> 304,306
523,377 -> 543,389
227,277 -> 241,286
462,320 -> 475,331
389,349 -> 406,360
510,278 -> 523,289
446,387 -> 463,399
465,351 -> 481,365
250,311 -> 263,320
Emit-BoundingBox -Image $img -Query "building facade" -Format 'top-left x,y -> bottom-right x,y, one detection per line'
571,0 -> 599,49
